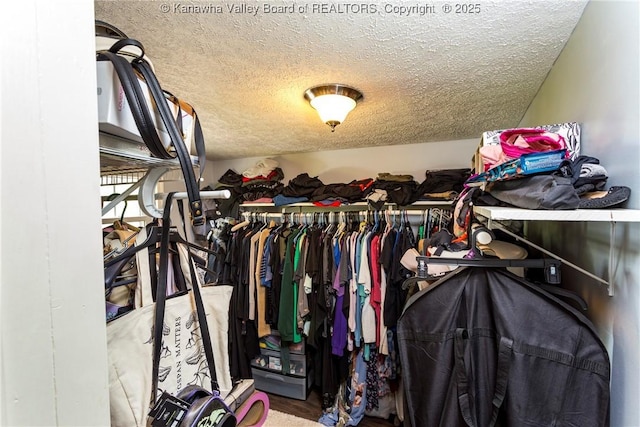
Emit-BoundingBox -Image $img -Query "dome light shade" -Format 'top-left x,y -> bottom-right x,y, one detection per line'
310,94 -> 356,126
304,84 -> 363,132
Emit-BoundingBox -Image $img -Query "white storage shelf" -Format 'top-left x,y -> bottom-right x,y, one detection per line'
99,131 -> 198,177
474,206 -> 640,223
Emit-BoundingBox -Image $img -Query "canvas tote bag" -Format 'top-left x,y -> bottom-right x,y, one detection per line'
107,225 -> 233,426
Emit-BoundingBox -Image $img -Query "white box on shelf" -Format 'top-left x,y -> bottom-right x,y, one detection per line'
96,61 -> 195,154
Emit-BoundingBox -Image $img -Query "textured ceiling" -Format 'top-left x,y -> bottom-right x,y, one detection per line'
94,0 -> 588,160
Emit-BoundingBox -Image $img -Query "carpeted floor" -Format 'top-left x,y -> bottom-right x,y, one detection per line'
264,409 -> 324,426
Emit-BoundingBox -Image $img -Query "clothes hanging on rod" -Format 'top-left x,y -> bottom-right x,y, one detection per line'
205,206 -> 453,420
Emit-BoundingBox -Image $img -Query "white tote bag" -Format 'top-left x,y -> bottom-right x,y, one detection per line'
107,227 -> 233,426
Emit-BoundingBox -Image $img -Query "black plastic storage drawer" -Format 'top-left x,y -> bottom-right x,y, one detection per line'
251,365 -> 313,400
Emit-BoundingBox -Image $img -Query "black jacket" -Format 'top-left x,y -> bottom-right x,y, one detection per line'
398,267 -> 610,427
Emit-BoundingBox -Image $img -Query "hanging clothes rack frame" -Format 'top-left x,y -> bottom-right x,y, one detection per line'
403,256 -> 562,288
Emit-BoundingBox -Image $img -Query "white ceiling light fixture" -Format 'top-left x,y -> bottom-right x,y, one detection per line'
304,84 -> 363,132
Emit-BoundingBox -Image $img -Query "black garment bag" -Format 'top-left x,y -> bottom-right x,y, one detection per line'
397,267 -> 610,427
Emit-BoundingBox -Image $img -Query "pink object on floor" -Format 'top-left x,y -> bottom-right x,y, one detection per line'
235,391 -> 270,427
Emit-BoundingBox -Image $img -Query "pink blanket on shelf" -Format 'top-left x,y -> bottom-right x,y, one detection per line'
500,128 -> 566,158
480,128 -> 567,171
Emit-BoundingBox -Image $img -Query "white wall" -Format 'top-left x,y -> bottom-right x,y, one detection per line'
518,1 -> 640,425
206,138 -> 478,185
0,1 -> 110,426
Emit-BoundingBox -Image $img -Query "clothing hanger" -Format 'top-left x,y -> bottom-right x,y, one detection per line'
438,209 -> 444,230
351,212 -> 360,232
231,212 -> 251,232
104,221 -> 216,275
273,212 -> 288,233
103,228 -> 141,261
424,209 -> 431,239
296,212 -> 305,232
105,221 -> 198,269
371,210 -> 380,233
250,212 -> 264,231
429,208 -> 438,234
334,212 -> 342,235
104,192 -> 141,232
166,229 -> 218,256
378,209 -> 387,233
401,256 -> 584,309
104,223 -> 160,268
103,231 -> 160,292
425,209 -> 433,236
258,212 -> 272,230
402,256 -> 562,290
323,213 -> 335,236
358,211 -> 368,232
382,208 -> 392,234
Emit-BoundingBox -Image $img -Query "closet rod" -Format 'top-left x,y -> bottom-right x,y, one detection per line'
145,190 -> 231,220
240,209 -> 444,217
238,210 -> 438,218
386,209 -> 445,216
104,188 -> 231,215
171,190 -> 231,200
